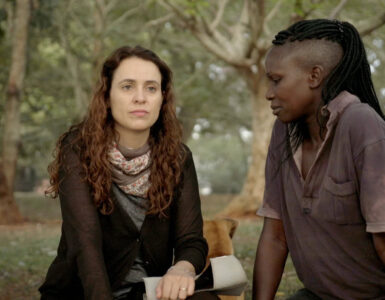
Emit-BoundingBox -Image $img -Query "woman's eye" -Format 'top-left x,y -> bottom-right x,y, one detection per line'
272,78 -> 280,84
147,86 -> 157,92
122,84 -> 132,90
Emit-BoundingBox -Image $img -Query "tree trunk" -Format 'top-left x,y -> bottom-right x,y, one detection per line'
0,0 -> 31,224
58,0 -> 109,121
0,162 -> 23,224
92,0 -> 106,83
220,75 -> 274,217
159,0 -> 385,218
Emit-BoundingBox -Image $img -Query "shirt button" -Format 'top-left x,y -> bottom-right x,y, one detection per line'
136,238 -> 140,242
303,208 -> 311,214
145,261 -> 150,265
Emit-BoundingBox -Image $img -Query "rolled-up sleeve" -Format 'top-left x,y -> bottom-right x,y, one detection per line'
348,106 -> 385,234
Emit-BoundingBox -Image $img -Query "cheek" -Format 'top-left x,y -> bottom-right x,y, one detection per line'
110,105 -> 121,123
109,91 -> 122,110
109,100 -> 121,118
153,96 -> 163,115
109,95 -> 128,120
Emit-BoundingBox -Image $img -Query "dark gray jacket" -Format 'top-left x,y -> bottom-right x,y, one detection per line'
39,137 -> 207,300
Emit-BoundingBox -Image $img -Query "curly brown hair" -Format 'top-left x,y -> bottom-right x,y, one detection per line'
47,45 -> 184,216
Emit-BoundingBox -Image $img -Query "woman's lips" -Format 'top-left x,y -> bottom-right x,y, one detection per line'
271,106 -> 282,115
130,110 -> 148,117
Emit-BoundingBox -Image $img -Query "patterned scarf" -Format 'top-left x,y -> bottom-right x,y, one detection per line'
108,141 -> 151,198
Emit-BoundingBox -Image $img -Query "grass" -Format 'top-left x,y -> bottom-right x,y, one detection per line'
0,193 -> 303,299
0,222 -> 60,300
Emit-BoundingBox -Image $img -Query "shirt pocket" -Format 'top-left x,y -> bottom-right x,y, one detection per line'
322,176 -> 363,225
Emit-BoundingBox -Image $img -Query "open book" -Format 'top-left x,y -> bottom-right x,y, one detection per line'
143,255 -> 248,300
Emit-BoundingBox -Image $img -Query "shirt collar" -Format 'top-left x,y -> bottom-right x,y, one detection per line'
323,91 -> 360,131
292,91 -> 360,179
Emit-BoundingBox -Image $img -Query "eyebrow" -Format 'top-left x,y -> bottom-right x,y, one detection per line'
118,79 -> 160,85
265,72 -> 280,78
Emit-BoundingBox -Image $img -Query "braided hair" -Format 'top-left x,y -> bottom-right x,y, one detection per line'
272,19 -> 385,154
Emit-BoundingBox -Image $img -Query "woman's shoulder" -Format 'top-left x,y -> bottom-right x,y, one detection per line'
55,127 -> 84,167
340,102 -> 385,131
339,102 -> 385,151
181,143 -> 192,155
342,101 -> 381,121
59,126 -> 82,151
181,143 -> 193,166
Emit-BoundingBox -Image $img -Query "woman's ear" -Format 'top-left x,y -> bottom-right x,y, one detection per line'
308,65 -> 325,89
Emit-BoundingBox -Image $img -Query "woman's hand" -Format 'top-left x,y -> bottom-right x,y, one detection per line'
156,260 -> 195,300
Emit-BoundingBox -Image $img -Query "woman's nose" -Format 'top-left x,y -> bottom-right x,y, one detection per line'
265,87 -> 274,101
133,88 -> 146,103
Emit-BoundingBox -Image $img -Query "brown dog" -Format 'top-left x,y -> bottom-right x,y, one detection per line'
203,218 -> 245,300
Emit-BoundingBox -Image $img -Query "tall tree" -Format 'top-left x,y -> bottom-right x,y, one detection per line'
52,0 -> 145,120
0,0 -> 32,223
160,0 -> 385,216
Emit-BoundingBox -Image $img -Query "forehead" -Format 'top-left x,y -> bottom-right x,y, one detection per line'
113,57 -> 162,83
265,45 -> 302,73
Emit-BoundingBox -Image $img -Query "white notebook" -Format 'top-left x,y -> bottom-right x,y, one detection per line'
143,255 -> 248,300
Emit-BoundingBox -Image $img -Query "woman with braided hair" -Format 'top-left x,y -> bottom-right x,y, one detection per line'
253,19 -> 385,299
39,45 -> 219,300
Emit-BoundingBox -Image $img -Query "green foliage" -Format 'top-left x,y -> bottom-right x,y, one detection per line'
189,133 -> 250,194
171,0 -> 210,16
1,0 -> 384,297
1,0 -> 385,190
3,0 -> 254,187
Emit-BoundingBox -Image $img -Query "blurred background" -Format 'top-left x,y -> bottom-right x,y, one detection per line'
1,0 -> 385,299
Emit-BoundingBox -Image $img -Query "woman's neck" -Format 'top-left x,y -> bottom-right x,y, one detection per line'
304,114 -> 324,147
114,128 -> 150,149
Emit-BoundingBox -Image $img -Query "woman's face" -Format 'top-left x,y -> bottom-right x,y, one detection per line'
265,46 -> 319,123
109,57 -> 163,140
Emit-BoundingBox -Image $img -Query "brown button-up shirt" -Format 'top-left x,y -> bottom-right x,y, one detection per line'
258,91 -> 385,299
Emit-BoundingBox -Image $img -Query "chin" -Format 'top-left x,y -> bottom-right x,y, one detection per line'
276,112 -> 300,124
132,126 -> 152,132
129,121 -> 154,131
276,116 -> 291,123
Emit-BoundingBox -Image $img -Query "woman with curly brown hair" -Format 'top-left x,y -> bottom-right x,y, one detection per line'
39,45 -> 218,300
